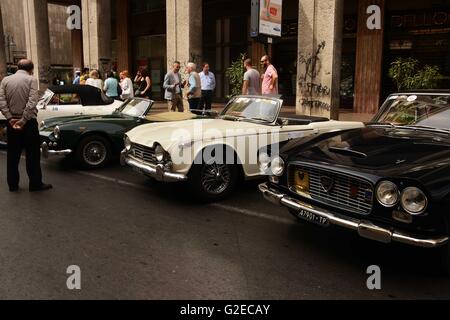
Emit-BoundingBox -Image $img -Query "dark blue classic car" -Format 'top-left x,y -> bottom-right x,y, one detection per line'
259,91 -> 450,272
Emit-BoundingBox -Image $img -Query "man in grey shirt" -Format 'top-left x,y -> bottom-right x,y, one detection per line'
0,59 -> 52,192
242,59 -> 261,95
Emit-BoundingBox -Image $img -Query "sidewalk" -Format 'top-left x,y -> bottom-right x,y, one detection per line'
151,101 -> 374,122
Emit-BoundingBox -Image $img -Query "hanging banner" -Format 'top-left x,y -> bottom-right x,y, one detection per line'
259,0 -> 283,37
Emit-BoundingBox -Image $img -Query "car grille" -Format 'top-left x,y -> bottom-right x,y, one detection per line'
288,164 -> 374,215
130,143 -> 156,164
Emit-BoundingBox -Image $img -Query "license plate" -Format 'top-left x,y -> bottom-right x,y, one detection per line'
296,209 -> 329,227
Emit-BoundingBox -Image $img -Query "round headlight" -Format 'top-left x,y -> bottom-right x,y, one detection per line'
270,156 -> 285,177
124,136 -> 131,151
53,126 -> 60,140
376,181 -> 399,207
401,187 -> 428,215
258,152 -> 271,173
155,144 -> 165,162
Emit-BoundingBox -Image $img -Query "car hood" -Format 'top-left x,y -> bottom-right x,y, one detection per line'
125,118 -> 273,151
286,126 -> 450,187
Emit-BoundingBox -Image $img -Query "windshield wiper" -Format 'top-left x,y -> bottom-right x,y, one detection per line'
366,122 -> 396,128
221,115 -> 243,122
246,117 -> 271,123
399,125 -> 450,135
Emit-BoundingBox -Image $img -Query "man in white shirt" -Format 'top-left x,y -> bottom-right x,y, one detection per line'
199,63 -> 216,110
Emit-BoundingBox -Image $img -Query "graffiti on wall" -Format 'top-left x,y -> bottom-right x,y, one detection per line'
297,41 -> 331,111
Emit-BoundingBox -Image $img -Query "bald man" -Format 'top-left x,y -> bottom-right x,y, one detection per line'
0,59 -> 52,192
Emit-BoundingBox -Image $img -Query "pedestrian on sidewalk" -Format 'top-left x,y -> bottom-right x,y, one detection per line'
73,71 -> 81,85
260,55 -> 278,95
199,62 -> 216,110
242,59 -> 261,95
135,69 -> 152,99
86,70 -> 103,90
0,59 -> 52,193
119,70 -> 134,100
163,61 -> 184,112
104,72 -> 120,100
80,68 -> 90,85
185,62 -> 201,111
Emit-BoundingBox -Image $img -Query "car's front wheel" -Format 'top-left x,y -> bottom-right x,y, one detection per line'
76,135 -> 112,169
188,160 -> 239,202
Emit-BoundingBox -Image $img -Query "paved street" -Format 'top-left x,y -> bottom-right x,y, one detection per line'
0,150 -> 449,299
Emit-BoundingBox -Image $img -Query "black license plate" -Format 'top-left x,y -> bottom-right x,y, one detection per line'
296,209 -> 329,227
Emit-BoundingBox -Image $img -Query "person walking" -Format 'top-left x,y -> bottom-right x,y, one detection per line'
135,69 -> 152,99
0,59 -> 52,192
104,72 -> 119,99
199,62 -> 216,110
242,59 -> 261,95
85,70 -> 103,90
73,71 -> 81,85
163,61 -> 184,112
119,70 -> 134,100
260,55 -> 278,95
185,62 -> 201,111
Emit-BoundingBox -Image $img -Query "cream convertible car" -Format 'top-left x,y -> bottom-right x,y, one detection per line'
121,96 -> 364,201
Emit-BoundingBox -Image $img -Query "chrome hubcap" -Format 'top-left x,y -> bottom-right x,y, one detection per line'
201,163 -> 231,195
83,141 -> 107,166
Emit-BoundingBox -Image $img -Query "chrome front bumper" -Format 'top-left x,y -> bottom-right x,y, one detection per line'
121,150 -> 187,183
41,142 -> 72,158
259,183 -> 449,248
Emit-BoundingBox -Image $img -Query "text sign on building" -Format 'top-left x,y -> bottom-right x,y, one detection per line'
251,0 -> 283,39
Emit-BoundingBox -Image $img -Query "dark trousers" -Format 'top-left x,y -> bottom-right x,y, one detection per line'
200,90 -> 213,110
6,119 -> 42,189
188,98 -> 201,111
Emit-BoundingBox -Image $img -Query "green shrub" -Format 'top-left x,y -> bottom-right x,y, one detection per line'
225,53 -> 247,98
389,57 -> 442,91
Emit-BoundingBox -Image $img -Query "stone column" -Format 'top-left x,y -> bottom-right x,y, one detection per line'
82,0 -> 112,75
353,0 -> 385,114
296,0 -> 344,120
0,4 -> 7,80
23,0 -> 52,90
72,29 -> 83,72
166,0 -> 202,68
116,0 -> 130,72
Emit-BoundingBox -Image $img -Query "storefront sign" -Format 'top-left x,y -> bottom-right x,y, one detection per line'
251,0 -> 283,39
259,0 -> 283,37
391,10 -> 450,29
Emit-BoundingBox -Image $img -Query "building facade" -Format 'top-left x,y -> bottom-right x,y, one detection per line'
1,0 -> 450,119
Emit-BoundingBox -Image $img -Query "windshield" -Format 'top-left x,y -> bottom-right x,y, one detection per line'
220,97 -> 280,123
119,99 -> 151,117
373,94 -> 450,130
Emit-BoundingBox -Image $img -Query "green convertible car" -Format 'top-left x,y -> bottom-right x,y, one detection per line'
40,97 -> 212,169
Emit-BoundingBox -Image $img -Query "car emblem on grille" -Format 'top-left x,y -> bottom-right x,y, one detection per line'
320,176 -> 334,193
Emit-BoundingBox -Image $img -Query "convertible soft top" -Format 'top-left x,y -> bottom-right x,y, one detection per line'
48,85 -> 114,106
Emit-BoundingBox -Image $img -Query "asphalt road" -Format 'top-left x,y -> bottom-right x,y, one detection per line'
0,150 -> 449,299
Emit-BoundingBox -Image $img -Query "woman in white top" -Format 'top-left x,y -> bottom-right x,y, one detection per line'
85,70 -> 103,90
119,70 -> 135,100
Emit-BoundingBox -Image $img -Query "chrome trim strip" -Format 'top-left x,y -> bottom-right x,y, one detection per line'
121,150 -> 187,182
40,142 -> 72,158
259,183 -> 448,248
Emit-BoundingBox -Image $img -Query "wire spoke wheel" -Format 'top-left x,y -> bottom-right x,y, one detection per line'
82,141 -> 107,167
200,162 -> 232,195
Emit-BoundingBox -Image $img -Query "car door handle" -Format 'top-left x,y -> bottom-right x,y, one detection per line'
74,112 -> 83,115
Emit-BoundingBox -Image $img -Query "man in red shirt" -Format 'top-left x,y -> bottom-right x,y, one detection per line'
260,55 -> 278,95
